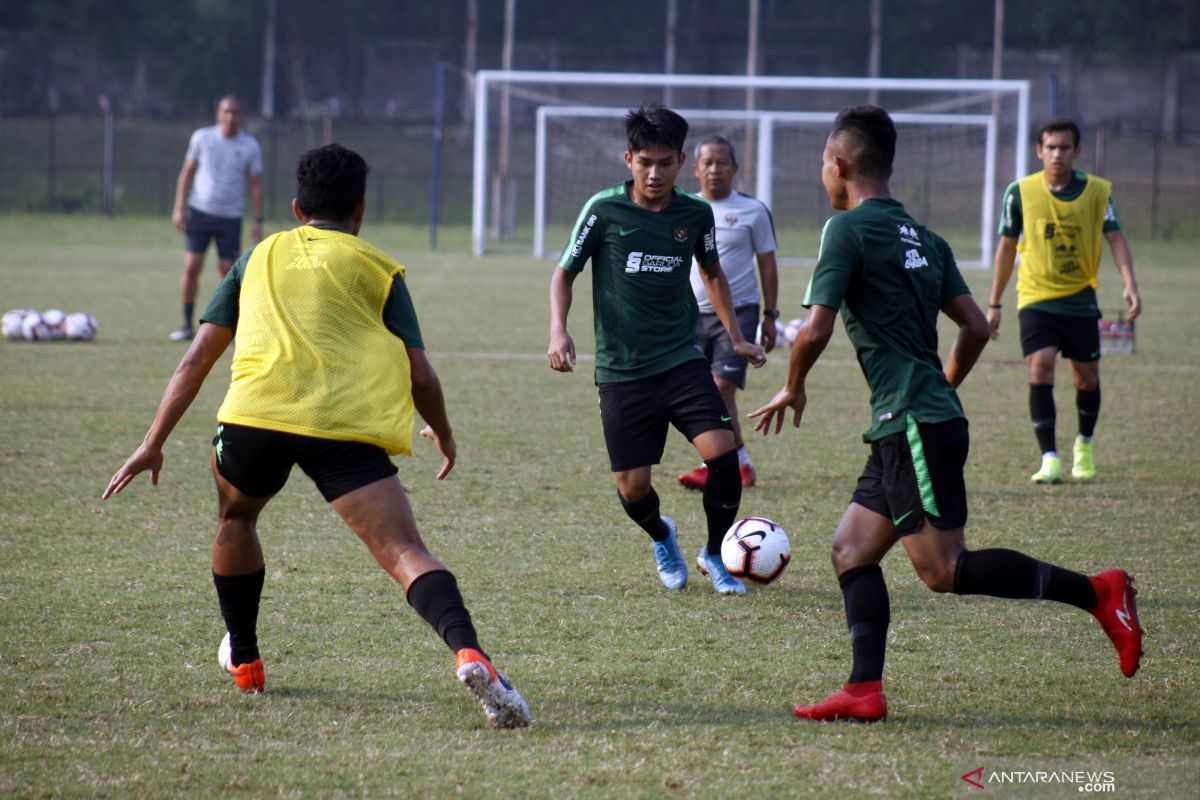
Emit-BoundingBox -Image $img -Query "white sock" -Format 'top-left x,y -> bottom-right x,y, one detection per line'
1042,450 -> 1058,460
1077,434 -> 1092,444
737,446 -> 751,466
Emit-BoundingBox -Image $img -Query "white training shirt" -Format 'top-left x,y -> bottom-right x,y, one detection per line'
689,191 -> 777,313
186,125 -> 264,219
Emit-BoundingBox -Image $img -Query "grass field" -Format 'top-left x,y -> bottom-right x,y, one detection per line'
1,214 -> 1197,798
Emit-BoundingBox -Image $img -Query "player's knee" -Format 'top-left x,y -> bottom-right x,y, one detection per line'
913,558 -> 957,593
616,475 -> 651,503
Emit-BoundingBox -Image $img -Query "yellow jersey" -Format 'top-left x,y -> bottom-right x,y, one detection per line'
1015,171 -> 1111,308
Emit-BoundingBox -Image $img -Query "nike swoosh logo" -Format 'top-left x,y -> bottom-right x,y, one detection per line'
720,415 -> 732,422
892,509 -> 915,526
619,227 -> 639,236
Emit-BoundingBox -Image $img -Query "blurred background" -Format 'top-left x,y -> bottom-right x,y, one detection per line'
2,0 -> 1198,243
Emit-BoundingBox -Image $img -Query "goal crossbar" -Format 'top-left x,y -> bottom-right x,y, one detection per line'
533,107 -> 997,266
472,69 -> 1032,257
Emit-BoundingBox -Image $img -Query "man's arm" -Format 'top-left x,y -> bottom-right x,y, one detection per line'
748,303 -> 837,435
756,250 -> 779,352
409,347 -> 456,480
986,235 -> 1018,340
941,294 -> 990,388
699,262 -> 766,367
547,268 -> 579,372
249,172 -> 264,243
102,323 -> 234,498
1105,229 -> 1141,321
172,158 -> 198,231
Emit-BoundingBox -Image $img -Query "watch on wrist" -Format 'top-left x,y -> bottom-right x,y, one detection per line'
763,308 -> 781,320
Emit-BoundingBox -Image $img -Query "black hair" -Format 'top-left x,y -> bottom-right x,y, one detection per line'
1037,117 -> 1081,148
693,134 -> 737,166
295,143 -> 369,221
625,104 -> 689,154
830,105 -> 896,179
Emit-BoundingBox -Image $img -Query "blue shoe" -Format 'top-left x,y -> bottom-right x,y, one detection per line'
652,517 -> 687,590
696,547 -> 746,595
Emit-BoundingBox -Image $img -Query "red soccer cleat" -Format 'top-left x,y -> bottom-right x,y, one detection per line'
218,633 -> 265,693
1088,569 -> 1144,678
794,680 -> 887,723
740,463 -> 757,488
677,465 -> 708,490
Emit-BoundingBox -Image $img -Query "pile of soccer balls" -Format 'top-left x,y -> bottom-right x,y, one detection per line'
2,309 -> 99,342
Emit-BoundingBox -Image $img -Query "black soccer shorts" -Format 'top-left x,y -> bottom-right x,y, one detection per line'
213,422 -> 398,502
850,416 -> 969,536
185,206 -> 243,260
696,304 -> 760,390
1018,307 -> 1102,363
597,359 -> 734,472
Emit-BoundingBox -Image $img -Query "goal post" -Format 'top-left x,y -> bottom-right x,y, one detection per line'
534,107 -> 997,266
472,69 -> 1031,265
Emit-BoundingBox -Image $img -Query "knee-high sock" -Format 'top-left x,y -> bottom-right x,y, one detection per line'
953,549 -> 1096,608
702,449 -> 741,554
841,564 -> 890,684
1077,384 -> 1101,438
406,570 -> 483,655
213,567 -> 265,666
1030,384 -> 1057,454
619,488 -> 669,541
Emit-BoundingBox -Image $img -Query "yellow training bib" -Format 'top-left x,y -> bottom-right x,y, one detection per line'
1015,171 -> 1111,308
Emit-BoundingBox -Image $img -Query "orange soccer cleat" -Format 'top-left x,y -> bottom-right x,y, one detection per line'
217,632 -> 265,694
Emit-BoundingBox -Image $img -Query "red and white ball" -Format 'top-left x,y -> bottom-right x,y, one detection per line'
721,516 -> 791,585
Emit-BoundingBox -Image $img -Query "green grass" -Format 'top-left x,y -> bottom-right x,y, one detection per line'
1,214 -> 1197,798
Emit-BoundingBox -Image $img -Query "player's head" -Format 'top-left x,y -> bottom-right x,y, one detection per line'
1035,117 -> 1081,178
623,104 -> 688,205
293,144 -> 369,231
821,105 -> 896,209
216,96 -> 245,137
692,135 -> 738,200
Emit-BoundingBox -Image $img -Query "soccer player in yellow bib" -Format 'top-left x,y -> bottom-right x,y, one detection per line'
987,117 -> 1142,484
104,144 -> 530,729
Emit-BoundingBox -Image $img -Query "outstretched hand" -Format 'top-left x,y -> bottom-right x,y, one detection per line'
102,443 -> 164,499
748,386 -> 807,435
420,425 -> 456,480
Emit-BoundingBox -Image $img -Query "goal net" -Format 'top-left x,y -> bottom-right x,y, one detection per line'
472,70 -> 1031,267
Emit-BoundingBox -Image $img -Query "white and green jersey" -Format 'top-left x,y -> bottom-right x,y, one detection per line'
559,180 -> 719,383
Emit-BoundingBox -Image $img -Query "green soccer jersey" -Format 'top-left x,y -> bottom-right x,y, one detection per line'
803,197 -> 971,442
559,181 -> 719,383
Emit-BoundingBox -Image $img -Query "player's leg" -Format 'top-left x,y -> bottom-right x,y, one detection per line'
328,474 -> 530,727
214,215 -> 242,279
1067,333 -> 1102,480
670,360 -> 745,594
210,427 -> 289,693
600,378 -> 687,589
1020,309 -> 1065,483
175,208 -> 212,340
677,313 -> 722,490
794,501 -> 896,722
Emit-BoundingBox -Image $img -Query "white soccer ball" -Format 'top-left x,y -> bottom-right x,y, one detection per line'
20,311 -> 53,341
782,317 -> 805,347
2,309 -> 33,339
64,312 -> 99,341
721,516 -> 791,585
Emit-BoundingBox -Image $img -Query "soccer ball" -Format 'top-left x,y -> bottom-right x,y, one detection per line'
64,312 -> 99,341
20,311 -> 54,341
2,309 -> 34,339
42,309 -> 67,335
721,516 -> 791,584
782,317 -> 805,347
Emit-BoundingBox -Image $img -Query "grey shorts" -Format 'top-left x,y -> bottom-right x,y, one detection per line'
695,304 -> 760,390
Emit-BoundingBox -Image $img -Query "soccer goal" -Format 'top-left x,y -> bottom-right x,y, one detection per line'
472,70 -> 1031,266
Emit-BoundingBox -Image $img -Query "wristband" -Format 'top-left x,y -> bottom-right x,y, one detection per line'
988,304 -> 1002,309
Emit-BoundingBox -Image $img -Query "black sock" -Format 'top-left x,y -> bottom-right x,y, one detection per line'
183,302 -> 195,329
953,549 -> 1097,608
1029,384 -> 1057,454
213,568 -> 265,666
702,449 -> 741,554
1077,385 -> 1101,438
840,564 -> 889,684
406,570 -> 483,655
619,488 -> 669,541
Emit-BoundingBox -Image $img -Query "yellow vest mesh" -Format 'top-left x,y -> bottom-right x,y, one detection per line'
217,226 -> 415,455
1015,171 -> 1111,308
